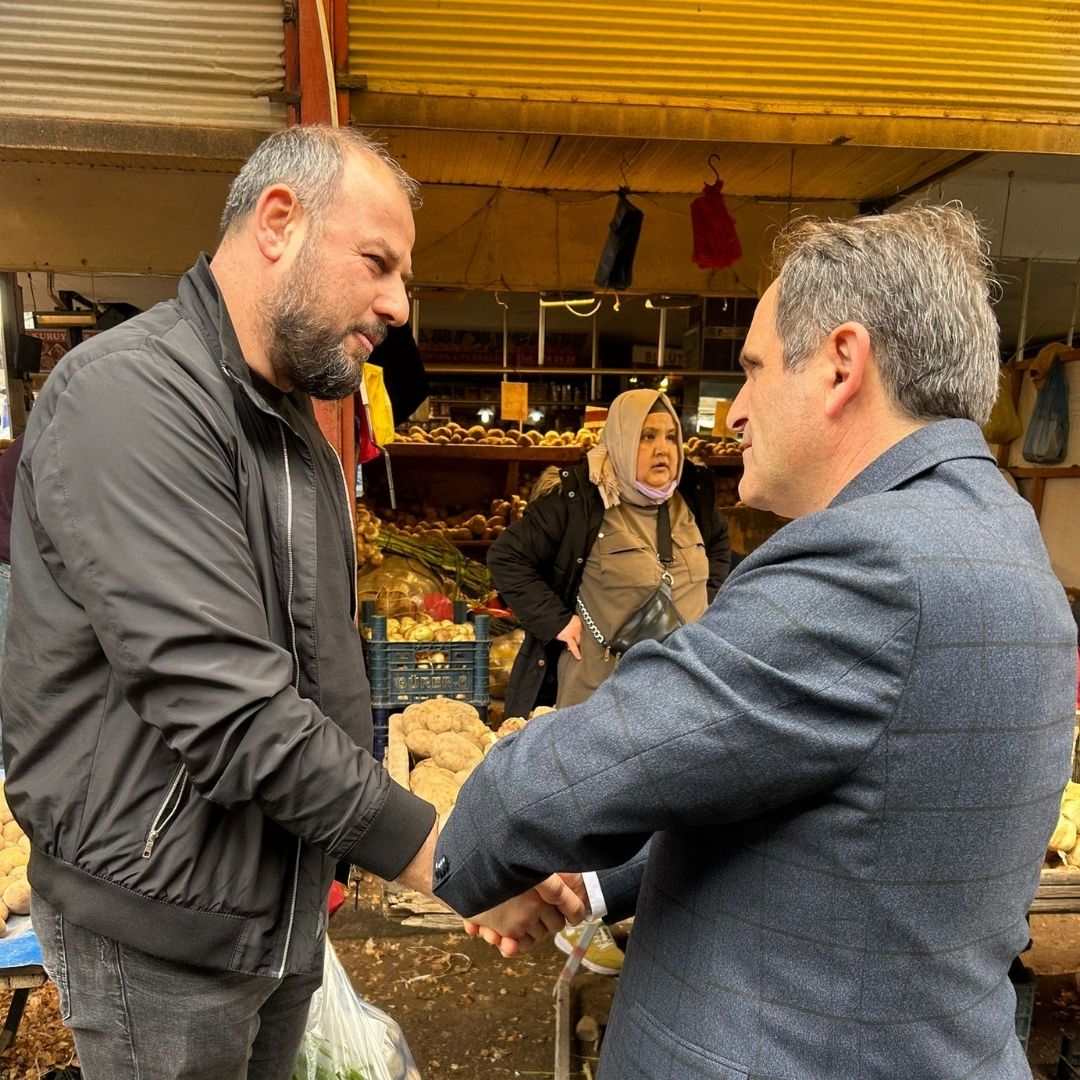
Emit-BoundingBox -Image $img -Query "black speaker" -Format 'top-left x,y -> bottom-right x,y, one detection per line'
14,334 -> 43,379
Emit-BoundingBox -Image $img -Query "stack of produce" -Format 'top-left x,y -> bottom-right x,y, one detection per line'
397,423 -> 597,449
365,495 -> 526,545
1047,780 -> 1080,866
683,435 -> 743,462
363,611 -> 477,644
402,699 -> 553,816
355,502 -> 384,569
0,781 -> 32,934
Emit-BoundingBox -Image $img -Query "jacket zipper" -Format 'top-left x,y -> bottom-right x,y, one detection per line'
276,427 -> 302,978
141,764 -> 189,858
331,451 -> 358,618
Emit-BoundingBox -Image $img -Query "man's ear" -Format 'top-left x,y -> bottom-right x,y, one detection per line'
823,321 -> 872,420
251,184 -> 304,264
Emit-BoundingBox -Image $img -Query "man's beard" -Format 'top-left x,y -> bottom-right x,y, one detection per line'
262,252 -> 386,401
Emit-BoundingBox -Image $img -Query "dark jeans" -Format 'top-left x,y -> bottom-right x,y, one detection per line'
32,892 -> 322,1080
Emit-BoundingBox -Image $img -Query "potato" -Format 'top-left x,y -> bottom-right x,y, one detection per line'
404,729 -> 438,760
2,822 -> 21,844
10,866 -> 25,881
403,698 -> 482,735
409,766 -> 459,815
1051,815 -> 1077,852
0,900 -> 8,923
0,848 -> 28,873
16,836 -> 29,854
431,732 -> 483,773
3,880 -> 30,916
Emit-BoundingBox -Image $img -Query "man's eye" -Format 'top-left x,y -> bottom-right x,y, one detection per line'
367,254 -> 386,272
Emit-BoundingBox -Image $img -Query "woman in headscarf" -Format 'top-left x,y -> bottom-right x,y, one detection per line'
489,388 -> 731,720
486,391 -> 731,973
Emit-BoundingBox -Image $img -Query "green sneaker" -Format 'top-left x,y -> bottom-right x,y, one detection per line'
555,920 -> 624,975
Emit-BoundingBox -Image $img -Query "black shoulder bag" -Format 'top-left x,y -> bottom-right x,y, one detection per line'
576,501 -> 685,661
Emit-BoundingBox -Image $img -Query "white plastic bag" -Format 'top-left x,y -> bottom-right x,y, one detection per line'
292,938 -> 421,1080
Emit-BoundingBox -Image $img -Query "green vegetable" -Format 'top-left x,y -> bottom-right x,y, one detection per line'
292,1033 -> 369,1080
376,529 -> 493,601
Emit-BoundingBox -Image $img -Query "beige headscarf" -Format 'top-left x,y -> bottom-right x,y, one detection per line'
586,389 -> 684,508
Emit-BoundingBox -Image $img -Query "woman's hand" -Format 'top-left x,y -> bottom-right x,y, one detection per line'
557,615 -> 583,660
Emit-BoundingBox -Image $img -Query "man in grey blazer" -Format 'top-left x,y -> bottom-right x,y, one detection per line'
437,205 -> 1080,1078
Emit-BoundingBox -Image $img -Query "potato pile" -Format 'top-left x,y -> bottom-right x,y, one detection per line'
683,435 -> 743,463
372,495 -> 527,545
0,781 -> 32,934
368,612 -> 477,644
403,700 -> 554,817
398,423 -> 598,450
1048,780 -> 1080,866
355,503 -> 384,569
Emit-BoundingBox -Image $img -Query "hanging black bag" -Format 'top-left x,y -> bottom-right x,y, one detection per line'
594,189 -> 645,291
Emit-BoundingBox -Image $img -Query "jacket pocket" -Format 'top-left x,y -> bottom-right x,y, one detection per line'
671,518 -> 709,583
141,763 -> 189,859
596,529 -> 659,587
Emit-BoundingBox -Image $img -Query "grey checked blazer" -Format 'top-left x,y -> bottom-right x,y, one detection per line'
434,420 -> 1079,1079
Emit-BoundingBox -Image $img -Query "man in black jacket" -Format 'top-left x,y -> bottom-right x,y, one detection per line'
1,126 -> 579,1080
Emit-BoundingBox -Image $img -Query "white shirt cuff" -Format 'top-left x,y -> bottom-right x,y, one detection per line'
582,871 -> 608,920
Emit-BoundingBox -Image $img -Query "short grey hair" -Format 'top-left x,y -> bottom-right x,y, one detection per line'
772,203 -> 1000,425
219,125 -> 421,236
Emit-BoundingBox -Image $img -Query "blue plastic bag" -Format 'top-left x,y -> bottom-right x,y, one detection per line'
1022,359 -> 1070,464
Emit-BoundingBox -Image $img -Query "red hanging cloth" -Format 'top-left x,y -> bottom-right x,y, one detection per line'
690,180 -> 742,269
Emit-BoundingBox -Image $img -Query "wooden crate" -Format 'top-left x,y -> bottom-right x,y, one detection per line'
1031,865 -> 1080,913
381,713 -> 462,929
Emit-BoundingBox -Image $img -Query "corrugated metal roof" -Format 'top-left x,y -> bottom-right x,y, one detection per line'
348,0 -> 1080,122
0,1 -> 286,130
382,129 -> 970,200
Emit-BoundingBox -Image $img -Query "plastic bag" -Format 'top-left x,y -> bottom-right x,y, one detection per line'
293,939 -> 420,1080
1022,359 -> 1070,464
356,555 -> 445,617
982,367 -> 1023,445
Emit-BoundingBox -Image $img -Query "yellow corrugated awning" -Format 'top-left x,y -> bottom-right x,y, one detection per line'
347,0 -> 1080,154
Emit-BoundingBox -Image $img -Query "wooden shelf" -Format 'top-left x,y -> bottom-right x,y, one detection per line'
702,454 -> 744,470
1005,464 -> 1080,520
1006,466 -> 1080,479
386,442 -> 585,464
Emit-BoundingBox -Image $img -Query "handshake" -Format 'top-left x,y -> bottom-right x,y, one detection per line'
461,872 -> 588,958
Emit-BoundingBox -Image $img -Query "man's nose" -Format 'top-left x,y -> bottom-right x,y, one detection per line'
374,277 -> 410,327
728,386 -> 748,433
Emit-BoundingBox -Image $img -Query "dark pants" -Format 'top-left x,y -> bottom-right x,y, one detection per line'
32,892 -> 322,1080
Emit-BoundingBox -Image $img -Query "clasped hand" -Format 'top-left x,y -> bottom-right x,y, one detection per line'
463,873 -> 587,957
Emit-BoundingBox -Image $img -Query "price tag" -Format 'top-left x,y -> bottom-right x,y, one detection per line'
500,382 -> 529,425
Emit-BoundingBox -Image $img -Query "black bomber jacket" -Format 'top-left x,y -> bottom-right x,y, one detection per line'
1,257 -> 435,977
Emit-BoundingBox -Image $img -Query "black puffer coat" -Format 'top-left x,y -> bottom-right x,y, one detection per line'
488,462 -> 731,719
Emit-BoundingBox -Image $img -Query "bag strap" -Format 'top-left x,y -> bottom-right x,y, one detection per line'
657,500 -> 674,565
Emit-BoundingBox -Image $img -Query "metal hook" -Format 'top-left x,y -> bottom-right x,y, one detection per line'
707,152 -> 721,184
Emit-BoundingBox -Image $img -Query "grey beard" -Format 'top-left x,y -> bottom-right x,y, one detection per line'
267,307 -> 365,401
